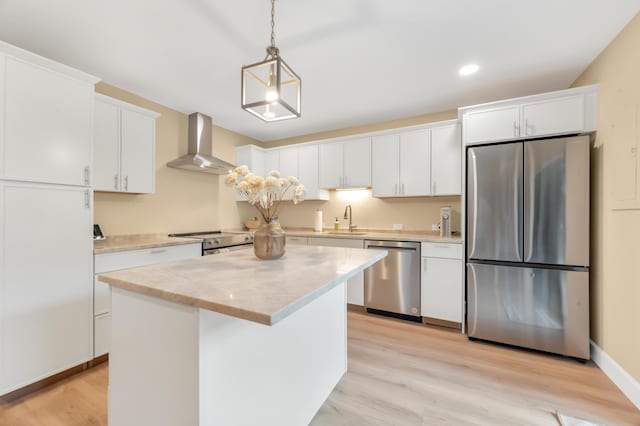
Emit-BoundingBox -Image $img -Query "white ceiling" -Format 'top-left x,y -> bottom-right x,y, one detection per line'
0,0 -> 638,142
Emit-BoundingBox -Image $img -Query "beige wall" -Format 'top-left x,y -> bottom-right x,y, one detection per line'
237,192 -> 461,232
246,110 -> 461,231
572,13 -> 640,380
93,83 -> 259,235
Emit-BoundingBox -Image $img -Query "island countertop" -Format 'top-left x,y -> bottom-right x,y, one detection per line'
99,246 -> 386,326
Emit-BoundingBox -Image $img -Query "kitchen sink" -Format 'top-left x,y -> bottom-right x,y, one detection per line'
325,231 -> 368,236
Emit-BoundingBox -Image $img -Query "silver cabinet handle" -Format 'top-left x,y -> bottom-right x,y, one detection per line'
150,249 -> 167,254
84,190 -> 90,208
525,119 -> 531,136
124,176 -> 129,191
401,183 -> 405,195
513,121 -> 518,137
84,166 -> 90,186
394,183 -> 398,196
433,180 -> 437,195
114,173 -> 119,190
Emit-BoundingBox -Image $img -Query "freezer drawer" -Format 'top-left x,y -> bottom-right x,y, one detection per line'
467,263 -> 589,359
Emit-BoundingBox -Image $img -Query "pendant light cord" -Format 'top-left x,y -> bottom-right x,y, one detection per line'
270,0 -> 276,48
265,0 -> 279,59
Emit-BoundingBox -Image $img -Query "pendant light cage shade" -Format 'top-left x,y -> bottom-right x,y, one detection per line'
241,56 -> 301,122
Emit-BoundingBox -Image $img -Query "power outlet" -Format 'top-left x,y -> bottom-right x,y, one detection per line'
431,223 -> 440,231
393,223 -> 404,230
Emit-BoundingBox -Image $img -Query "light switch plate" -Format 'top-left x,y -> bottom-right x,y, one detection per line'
393,223 -> 404,230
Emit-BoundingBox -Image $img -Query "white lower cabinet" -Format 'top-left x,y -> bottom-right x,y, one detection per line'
93,243 -> 201,357
307,237 -> 365,306
420,242 -> 463,325
0,181 -> 93,395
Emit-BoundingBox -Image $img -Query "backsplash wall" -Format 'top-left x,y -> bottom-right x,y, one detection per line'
236,191 -> 461,232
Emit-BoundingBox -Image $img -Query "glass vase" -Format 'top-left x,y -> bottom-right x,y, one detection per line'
253,220 -> 286,260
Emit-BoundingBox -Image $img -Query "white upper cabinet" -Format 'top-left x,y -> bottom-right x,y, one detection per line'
319,137 -> 371,189
460,85 -> 597,145
521,95 -> 584,138
399,130 -> 431,196
0,49 -> 98,186
121,109 -> 156,194
318,142 -> 343,189
234,144 -> 328,201
463,106 -> 520,145
297,145 -> 329,201
93,94 -> 159,194
371,134 -> 400,197
371,122 -> 460,198
372,131 -> 431,197
431,123 -> 461,195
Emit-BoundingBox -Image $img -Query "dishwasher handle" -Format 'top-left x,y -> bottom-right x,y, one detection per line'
366,245 -> 417,252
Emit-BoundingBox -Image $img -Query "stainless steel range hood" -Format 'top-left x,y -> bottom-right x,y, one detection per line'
167,112 -> 236,174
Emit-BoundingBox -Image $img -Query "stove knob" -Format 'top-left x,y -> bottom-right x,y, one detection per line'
213,238 -> 221,245
244,235 -> 251,242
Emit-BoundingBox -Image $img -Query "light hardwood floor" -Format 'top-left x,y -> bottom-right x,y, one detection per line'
1,311 -> 638,425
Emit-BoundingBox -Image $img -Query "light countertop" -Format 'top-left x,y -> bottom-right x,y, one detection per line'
98,246 -> 386,326
94,234 -> 201,254
230,228 -> 463,244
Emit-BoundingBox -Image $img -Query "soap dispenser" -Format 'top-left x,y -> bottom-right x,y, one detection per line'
334,217 -> 340,231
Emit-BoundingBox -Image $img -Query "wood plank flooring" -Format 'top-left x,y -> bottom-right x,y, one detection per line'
1,311 -> 638,425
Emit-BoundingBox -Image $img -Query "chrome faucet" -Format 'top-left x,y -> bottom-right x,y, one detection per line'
343,204 -> 357,232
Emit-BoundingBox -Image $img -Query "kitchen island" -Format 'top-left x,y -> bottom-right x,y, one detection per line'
98,245 -> 386,426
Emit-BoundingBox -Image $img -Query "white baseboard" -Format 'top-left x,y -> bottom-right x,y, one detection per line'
590,340 -> 640,410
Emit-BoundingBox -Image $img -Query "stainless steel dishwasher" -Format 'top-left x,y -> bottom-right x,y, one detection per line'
364,240 -> 421,320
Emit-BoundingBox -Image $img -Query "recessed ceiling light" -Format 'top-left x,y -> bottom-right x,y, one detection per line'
459,64 -> 479,76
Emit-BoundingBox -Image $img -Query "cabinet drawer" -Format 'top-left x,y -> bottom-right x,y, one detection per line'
94,313 -> 110,358
95,243 -> 201,273
307,237 -> 364,249
421,242 -> 462,259
94,277 -> 111,315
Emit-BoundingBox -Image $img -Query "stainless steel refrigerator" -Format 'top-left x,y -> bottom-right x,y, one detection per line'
466,136 -> 590,359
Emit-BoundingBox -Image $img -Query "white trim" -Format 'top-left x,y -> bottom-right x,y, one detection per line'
590,340 -> 640,410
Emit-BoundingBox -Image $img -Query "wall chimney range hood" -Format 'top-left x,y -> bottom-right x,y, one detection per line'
167,112 -> 236,175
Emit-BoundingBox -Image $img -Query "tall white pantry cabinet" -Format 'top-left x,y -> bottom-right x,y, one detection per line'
0,41 -> 99,395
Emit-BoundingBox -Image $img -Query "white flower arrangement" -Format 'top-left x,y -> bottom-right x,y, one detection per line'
225,165 -> 306,224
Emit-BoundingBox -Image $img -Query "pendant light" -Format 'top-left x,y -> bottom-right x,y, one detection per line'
241,0 -> 301,122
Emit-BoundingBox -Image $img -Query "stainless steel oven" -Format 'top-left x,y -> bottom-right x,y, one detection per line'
169,231 -> 253,255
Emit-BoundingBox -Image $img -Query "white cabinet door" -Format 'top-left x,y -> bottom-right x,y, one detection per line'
298,145 -> 329,201
421,257 -> 463,323
0,182 -> 93,395
3,56 -> 93,186
235,145 -> 265,201
307,237 -> 365,305
400,130 -> 431,196
264,150 -> 280,175
94,313 -> 110,358
93,99 -> 121,191
431,124 -> 461,195
318,142 -> 343,188
278,147 -> 298,200
371,134 -> 399,197
463,106 -> 520,145
522,95 -> 584,138
279,147 -> 298,178
121,109 -> 155,194
343,137 -> 371,188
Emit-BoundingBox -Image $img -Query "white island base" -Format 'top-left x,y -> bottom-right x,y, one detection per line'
109,282 -> 347,426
